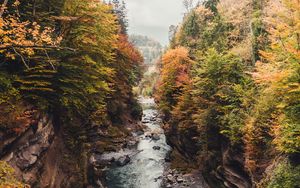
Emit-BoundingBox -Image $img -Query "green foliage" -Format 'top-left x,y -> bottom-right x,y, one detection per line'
203,0 -> 220,14
16,64 -> 57,110
177,6 -> 231,56
0,2 -> 143,186
0,72 -> 20,104
274,66 -> 300,153
18,0 -> 65,24
193,49 -> 250,143
183,11 -> 200,39
267,160 -> 300,188
251,0 -> 267,64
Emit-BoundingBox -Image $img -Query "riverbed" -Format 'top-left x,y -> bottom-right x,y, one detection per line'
105,98 -> 171,188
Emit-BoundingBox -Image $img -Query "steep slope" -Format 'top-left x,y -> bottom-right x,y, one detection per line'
155,0 -> 300,187
0,0 -> 143,187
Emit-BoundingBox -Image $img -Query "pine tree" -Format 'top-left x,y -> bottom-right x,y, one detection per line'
203,0 -> 219,14
111,0 -> 128,34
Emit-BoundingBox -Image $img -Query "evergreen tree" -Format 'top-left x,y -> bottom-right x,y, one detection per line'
203,0 -> 219,14
111,0 -> 128,34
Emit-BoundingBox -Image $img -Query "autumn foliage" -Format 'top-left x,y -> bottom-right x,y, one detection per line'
156,46 -> 192,119
0,0 -> 143,186
156,0 -> 300,187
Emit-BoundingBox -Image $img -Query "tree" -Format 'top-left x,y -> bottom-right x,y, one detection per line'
203,0 -> 219,14
0,0 -> 61,68
255,0 -> 300,154
57,0 -> 118,122
156,46 -> 192,119
183,0 -> 194,13
111,0 -> 128,34
192,49 -> 249,143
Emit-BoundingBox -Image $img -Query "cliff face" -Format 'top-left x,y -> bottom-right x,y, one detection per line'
0,112 -> 60,186
164,124 -> 252,188
0,105 -> 143,187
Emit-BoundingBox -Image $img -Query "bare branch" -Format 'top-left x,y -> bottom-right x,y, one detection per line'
12,47 -> 30,69
44,50 -> 56,70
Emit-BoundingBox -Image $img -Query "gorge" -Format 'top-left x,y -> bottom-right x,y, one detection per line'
0,0 -> 300,188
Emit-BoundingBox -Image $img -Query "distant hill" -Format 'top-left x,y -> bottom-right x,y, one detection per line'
129,35 -> 163,65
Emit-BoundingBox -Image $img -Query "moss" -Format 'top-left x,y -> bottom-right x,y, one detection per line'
266,160 -> 300,188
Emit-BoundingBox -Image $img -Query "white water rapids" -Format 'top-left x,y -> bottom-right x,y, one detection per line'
105,98 -> 171,188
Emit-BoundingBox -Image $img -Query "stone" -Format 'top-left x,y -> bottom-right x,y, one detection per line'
151,133 -> 160,141
177,177 -> 184,183
142,120 -> 150,123
135,130 -> 144,136
165,153 -> 171,162
153,146 -> 161,150
154,176 -> 162,182
127,140 -> 138,148
116,155 -> 130,166
110,157 -> 116,163
167,174 -> 175,183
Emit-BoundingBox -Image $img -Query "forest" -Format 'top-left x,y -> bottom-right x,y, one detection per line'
0,0 -> 299,188
156,0 -> 300,187
0,0 -> 143,187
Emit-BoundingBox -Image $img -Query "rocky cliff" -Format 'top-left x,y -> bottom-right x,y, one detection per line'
0,106 -> 143,187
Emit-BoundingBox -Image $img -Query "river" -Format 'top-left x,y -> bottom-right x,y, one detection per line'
105,98 -> 171,188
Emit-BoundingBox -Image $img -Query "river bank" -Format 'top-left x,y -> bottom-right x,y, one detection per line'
100,98 -> 171,188
96,98 -> 210,188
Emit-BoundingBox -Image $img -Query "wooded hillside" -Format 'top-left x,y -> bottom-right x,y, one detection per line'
0,0 -> 143,187
156,0 -> 300,187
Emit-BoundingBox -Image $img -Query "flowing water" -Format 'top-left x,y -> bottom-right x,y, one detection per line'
106,98 -> 171,188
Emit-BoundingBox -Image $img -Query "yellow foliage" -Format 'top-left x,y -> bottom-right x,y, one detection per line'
0,0 -> 59,60
255,0 -> 300,154
0,161 -> 29,188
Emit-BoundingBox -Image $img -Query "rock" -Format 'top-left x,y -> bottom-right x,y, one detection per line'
110,157 -> 116,163
135,130 -> 144,136
151,133 -> 160,141
167,169 -> 173,175
165,151 -> 171,162
177,177 -> 184,183
167,174 -> 175,183
166,184 -> 173,188
153,146 -> 161,150
116,155 -> 130,166
142,120 -> 150,123
154,176 -> 162,182
123,140 -> 138,149
89,155 -> 97,165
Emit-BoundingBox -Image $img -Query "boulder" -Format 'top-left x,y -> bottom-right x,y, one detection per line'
177,177 -> 184,183
151,133 -> 160,141
116,155 -> 130,166
153,146 -> 161,150
167,174 -> 175,183
135,130 -> 144,136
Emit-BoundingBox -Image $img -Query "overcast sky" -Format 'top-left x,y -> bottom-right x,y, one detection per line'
124,0 -> 185,46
